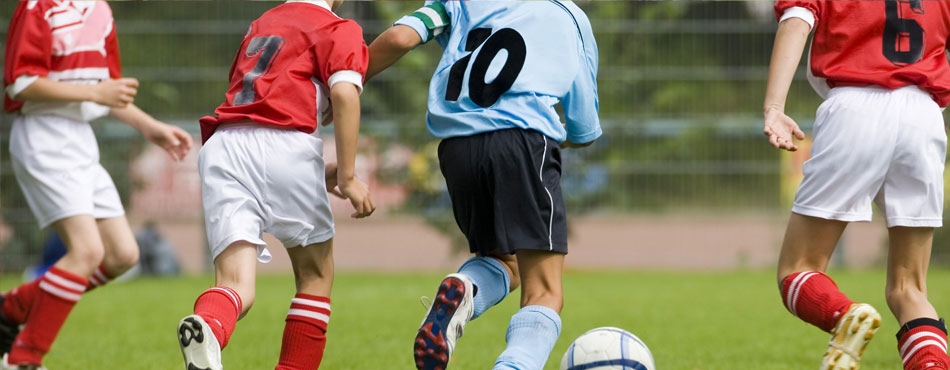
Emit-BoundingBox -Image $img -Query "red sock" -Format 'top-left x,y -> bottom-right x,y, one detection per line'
276,294 -> 331,370
85,264 -> 112,292
898,318 -> 950,370
780,271 -> 854,333
8,266 -> 86,365
2,280 -> 40,324
193,287 -> 242,349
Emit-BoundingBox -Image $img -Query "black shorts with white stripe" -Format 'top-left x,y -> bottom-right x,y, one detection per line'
438,128 -> 568,255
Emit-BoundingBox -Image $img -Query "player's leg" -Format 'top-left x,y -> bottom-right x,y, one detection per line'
493,250 -> 563,370
89,216 -> 141,292
776,213 -> 856,332
179,242 -> 256,370
414,135 -> 492,370
886,227 -> 949,370
877,86 -> 950,370
457,252 -> 520,321
491,129 -> 568,370
6,215 -> 103,366
276,239 -> 334,370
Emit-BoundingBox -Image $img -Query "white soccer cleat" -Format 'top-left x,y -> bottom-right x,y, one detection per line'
0,354 -> 45,370
414,273 -> 475,370
821,303 -> 881,370
177,315 -> 223,370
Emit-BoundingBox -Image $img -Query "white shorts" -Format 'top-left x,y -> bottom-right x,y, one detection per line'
793,86 -> 947,227
9,115 -> 124,228
199,123 -> 334,262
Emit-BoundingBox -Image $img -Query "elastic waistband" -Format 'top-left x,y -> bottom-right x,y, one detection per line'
828,84 -> 933,99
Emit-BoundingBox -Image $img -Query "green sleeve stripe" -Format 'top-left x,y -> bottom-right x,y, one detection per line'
408,2 -> 449,42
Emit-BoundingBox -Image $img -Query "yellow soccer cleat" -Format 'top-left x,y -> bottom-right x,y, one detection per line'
821,303 -> 882,370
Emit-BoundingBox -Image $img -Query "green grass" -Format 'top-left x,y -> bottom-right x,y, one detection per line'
3,269 -> 950,369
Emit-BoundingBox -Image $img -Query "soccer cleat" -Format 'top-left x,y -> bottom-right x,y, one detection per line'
0,354 -> 45,370
414,273 -> 474,370
821,303 -> 881,370
177,315 -> 222,370
0,295 -> 21,357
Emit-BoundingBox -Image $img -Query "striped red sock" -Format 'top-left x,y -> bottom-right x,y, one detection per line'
85,264 -> 112,292
193,287 -> 242,349
780,271 -> 854,333
8,266 -> 86,365
898,318 -> 950,370
2,280 -> 40,324
276,294 -> 331,370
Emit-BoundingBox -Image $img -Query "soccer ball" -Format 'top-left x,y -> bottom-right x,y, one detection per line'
560,327 -> 655,370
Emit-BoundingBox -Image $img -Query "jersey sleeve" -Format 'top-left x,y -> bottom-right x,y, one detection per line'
774,1 -> 820,30
394,1 -> 450,44
562,19 -> 602,144
315,21 -> 369,93
3,2 -> 53,98
104,18 -> 122,78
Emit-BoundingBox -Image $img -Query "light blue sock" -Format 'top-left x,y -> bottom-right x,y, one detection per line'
492,305 -> 562,370
458,257 -> 510,319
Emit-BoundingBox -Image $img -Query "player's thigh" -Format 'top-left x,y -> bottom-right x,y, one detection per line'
776,213 -> 847,282
515,250 -> 565,311
198,131 -> 269,262
876,93 -> 946,228
793,87 -> 897,223
51,214 -> 106,275
489,129 -> 567,254
438,136 -> 494,251
9,117 -> 102,229
286,239 -> 334,296
262,132 -> 335,250
96,215 -> 140,269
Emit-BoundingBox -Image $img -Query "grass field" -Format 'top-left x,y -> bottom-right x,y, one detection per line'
3,269 -> 950,369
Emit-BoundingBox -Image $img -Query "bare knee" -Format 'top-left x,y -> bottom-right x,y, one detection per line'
61,242 -> 105,276
105,243 -> 140,274
288,241 -> 334,296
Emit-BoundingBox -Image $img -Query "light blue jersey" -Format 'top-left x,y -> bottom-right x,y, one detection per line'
395,0 -> 601,143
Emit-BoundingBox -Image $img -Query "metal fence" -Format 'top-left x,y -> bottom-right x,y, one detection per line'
1,1 -> 946,270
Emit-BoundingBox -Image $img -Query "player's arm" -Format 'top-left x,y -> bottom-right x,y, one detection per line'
330,82 -> 375,218
366,26 -> 422,81
763,7 -> 814,152
366,2 -> 449,81
13,77 -> 138,108
110,104 -> 193,162
562,21 -> 602,150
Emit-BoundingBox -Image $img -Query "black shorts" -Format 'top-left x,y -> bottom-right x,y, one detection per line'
438,129 -> 568,255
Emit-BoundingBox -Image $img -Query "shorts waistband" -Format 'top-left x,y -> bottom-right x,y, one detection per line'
828,84 -> 933,99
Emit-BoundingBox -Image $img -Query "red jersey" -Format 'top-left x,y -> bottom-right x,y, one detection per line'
775,1 -> 950,107
199,1 -> 368,143
4,0 -> 122,119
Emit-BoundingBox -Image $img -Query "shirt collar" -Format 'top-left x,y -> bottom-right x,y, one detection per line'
285,0 -> 331,11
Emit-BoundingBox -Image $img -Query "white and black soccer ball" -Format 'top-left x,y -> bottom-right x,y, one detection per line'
560,327 -> 655,370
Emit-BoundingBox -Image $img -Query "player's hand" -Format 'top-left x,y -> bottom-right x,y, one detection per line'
320,105 -> 334,126
93,78 -> 139,108
561,139 -> 595,149
338,176 -> 376,219
324,162 -> 345,199
146,122 -> 193,162
763,107 -> 805,152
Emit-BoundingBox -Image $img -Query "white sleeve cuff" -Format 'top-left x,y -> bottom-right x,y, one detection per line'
780,7 -> 815,31
6,74 -> 40,99
394,16 -> 429,43
328,70 -> 364,95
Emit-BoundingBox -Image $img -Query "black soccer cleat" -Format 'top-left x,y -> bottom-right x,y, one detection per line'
0,295 -> 21,357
